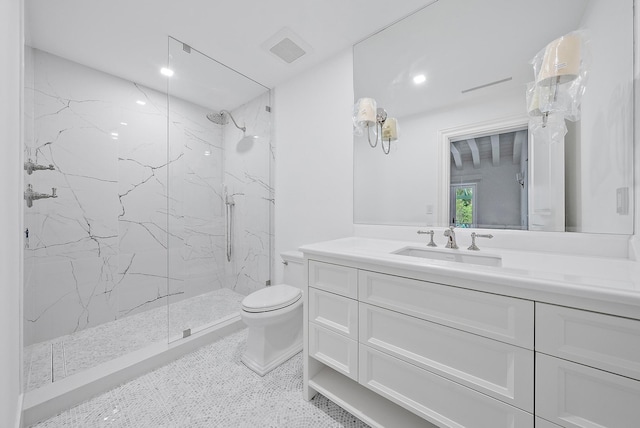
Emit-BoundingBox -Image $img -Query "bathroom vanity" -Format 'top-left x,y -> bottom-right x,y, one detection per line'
301,237 -> 640,428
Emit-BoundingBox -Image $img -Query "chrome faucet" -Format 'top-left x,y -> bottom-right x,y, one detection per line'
417,230 -> 437,247
24,159 -> 55,175
443,226 -> 458,249
24,184 -> 57,208
468,232 -> 493,251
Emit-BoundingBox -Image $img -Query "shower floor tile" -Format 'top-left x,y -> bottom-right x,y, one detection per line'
30,329 -> 370,428
24,289 -> 245,392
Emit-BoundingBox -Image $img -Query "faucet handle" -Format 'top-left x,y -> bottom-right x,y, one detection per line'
417,230 -> 437,247
468,232 -> 493,251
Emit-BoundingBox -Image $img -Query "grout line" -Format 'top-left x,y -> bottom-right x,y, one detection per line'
50,343 -> 54,383
62,340 -> 68,378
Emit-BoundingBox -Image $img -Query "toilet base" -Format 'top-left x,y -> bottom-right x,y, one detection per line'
241,341 -> 302,376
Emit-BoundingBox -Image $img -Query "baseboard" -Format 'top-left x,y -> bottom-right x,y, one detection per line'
241,343 -> 302,376
15,393 -> 24,428
22,315 -> 244,427
629,235 -> 640,261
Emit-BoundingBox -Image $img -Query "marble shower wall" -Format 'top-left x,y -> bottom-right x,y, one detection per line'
23,48 -> 240,346
222,92 -> 273,297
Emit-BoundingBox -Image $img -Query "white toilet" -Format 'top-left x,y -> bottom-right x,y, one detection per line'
240,251 -> 303,376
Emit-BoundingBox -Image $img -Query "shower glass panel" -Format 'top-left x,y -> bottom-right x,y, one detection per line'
22,46 -> 171,391
166,37 -> 272,341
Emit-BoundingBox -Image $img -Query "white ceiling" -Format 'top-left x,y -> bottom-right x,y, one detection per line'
25,0 -> 434,110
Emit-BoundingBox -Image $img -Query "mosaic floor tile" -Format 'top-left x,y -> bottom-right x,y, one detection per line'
25,289 -> 245,391
31,329 -> 370,428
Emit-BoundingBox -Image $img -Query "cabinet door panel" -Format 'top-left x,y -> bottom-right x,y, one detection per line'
536,354 -> 640,428
309,322 -> 358,381
536,303 -> 640,380
359,270 -> 533,348
359,345 -> 533,428
360,303 -> 533,411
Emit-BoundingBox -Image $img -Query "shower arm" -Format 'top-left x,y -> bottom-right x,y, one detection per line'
220,110 -> 246,133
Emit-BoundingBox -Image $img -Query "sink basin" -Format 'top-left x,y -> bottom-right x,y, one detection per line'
392,246 -> 502,267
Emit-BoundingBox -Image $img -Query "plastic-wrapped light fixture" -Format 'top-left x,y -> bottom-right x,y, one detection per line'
528,31 -> 589,127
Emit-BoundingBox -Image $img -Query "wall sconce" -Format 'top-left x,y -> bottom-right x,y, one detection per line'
528,31 -> 587,128
353,98 -> 399,155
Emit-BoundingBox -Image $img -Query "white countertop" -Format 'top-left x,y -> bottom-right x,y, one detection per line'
300,237 -> 640,319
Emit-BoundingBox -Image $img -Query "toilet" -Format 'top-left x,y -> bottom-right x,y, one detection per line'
240,251 -> 303,376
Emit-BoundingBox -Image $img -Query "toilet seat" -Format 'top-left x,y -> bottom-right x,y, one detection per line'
241,284 -> 302,313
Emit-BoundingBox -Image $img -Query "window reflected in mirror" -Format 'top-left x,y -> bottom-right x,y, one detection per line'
449,129 -> 528,230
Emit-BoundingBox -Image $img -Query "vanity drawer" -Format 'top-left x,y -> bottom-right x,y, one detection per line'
308,260 -> 358,299
536,303 -> 640,380
359,303 -> 533,411
359,345 -> 533,428
309,287 -> 358,340
309,322 -> 358,381
536,353 -> 640,428
359,270 -> 534,348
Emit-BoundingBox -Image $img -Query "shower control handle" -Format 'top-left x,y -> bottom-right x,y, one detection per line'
24,159 -> 55,175
24,184 -> 57,207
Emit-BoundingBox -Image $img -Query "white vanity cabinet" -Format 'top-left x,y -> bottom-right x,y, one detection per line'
535,303 -> 640,427
308,262 -> 359,381
303,255 -> 640,428
305,260 -> 535,428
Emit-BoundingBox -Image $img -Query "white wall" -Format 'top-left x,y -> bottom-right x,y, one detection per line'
575,0 -> 634,234
0,0 -> 23,425
273,49 -> 354,282
632,0 -> 640,259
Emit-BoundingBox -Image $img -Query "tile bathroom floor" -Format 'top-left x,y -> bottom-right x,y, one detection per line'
24,289 -> 245,391
30,328 -> 370,428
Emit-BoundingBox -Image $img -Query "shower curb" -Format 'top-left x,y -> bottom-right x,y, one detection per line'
21,315 -> 244,427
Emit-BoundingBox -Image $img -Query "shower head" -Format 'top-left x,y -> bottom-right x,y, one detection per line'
206,112 -> 227,125
206,110 -> 246,132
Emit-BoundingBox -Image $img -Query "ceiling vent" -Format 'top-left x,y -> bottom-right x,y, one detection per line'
262,28 -> 312,65
269,38 -> 306,64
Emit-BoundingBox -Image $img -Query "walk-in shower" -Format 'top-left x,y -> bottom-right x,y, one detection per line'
22,33 -> 272,422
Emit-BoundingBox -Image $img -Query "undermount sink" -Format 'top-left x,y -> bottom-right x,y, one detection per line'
392,246 -> 502,267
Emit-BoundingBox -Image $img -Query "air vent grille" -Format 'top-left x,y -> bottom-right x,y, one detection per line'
269,38 -> 306,64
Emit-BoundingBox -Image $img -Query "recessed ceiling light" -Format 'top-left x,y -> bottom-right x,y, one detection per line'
413,74 -> 427,85
204,150 -> 211,156
111,132 -> 119,137
136,100 -> 146,105
120,122 -> 128,126
160,67 -> 174,77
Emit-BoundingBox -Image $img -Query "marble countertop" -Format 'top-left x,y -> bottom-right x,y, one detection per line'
299,237 -> 640,319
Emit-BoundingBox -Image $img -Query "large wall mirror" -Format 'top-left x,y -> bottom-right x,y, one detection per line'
353,0 -> 634,234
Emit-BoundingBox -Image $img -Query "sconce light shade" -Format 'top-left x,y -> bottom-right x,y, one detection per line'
536,33 -> 581,86
382,117 -> 398,142
354,98 -> 377,128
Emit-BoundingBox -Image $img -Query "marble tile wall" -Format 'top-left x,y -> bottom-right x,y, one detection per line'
221,92 -> 273,297
24,48 -> 272,346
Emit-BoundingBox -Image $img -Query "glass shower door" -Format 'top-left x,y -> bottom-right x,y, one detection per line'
166,37 -> 272,341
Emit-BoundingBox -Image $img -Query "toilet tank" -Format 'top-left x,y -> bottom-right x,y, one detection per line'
281,251 -> 304,290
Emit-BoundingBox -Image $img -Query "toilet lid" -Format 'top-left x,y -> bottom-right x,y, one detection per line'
241,284 -> 302,313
